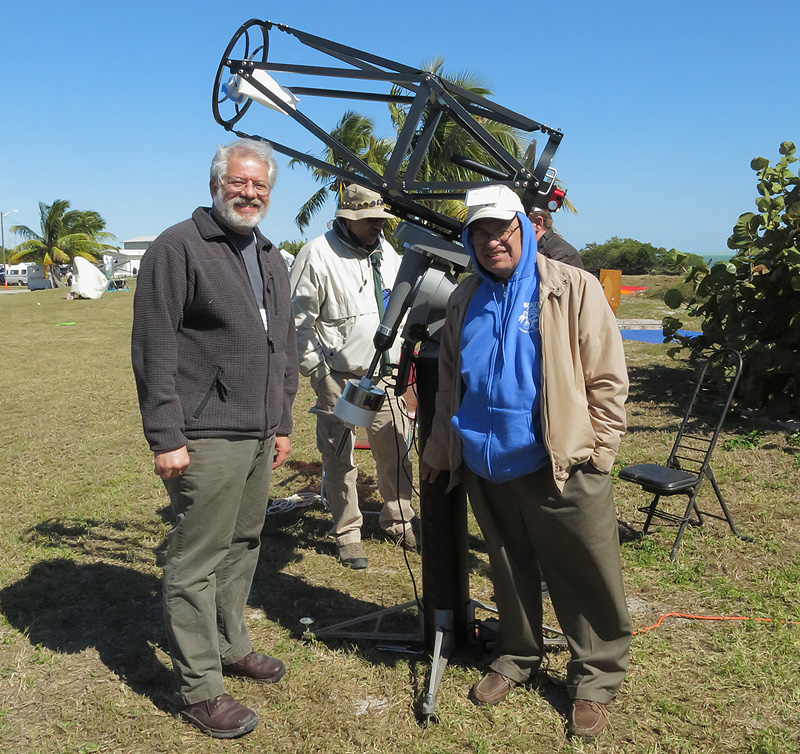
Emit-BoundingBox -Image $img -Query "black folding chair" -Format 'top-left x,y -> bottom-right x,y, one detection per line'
619,348 -> 752,560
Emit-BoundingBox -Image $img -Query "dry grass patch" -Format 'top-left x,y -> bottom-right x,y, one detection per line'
1,282 -> 799,753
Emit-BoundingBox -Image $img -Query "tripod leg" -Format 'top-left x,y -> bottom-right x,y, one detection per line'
421,609 -> 454,723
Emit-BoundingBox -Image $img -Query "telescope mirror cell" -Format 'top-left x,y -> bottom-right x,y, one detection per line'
332,378 -> 386,428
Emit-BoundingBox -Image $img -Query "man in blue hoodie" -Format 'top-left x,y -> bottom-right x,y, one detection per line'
421,185 -> 630,741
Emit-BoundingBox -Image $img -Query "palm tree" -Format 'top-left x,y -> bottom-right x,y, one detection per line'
10,200 -> 116,281
292,59 -> 532,231
291,111 -> 394,232
390,58 -> 527,186
397,61 -> 577,217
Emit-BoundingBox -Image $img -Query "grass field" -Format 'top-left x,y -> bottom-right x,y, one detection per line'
1,280 -> 798,753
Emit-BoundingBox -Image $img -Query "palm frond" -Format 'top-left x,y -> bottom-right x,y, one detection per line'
294,186 -> 331,232
8,224 -> 42,242
558,191 -> 578,215
49,245 -> 70,263
73,251 -> 103,261
9,239 -> 46,263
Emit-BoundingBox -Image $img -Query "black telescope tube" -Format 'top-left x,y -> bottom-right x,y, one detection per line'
373,245 -> 431,353
450,154 -> 509,181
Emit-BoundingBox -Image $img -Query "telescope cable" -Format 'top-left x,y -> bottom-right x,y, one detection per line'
386,386 -> 423,613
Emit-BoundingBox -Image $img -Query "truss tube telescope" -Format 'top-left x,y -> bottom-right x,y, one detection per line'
212,18 -> 564,241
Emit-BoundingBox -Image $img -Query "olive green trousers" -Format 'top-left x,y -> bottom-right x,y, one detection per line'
163,436 -> 275,705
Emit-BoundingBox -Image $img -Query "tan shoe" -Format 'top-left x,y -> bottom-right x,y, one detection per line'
568,699 -> 608,740
385,527 -> 417,551
338,542 -> 368,569
469,671 -> 517,705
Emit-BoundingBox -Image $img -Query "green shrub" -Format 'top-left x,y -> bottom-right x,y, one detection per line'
580,236 -> 702,274
663,142 -> 800,410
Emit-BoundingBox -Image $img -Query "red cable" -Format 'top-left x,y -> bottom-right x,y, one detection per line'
634,611 -> 800,635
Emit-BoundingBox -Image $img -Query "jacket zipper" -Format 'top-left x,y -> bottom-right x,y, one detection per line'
482,283 -> 510,483
538,281 -> 552,471
263,271 -> 274,439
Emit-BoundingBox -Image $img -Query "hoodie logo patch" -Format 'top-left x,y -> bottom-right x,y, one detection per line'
518,301 -> 539,333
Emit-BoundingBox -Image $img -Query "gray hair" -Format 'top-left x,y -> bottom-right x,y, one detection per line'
210,138 -> 278,188
529,208 -> 554,230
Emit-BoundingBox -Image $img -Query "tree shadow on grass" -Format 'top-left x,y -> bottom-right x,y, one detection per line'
0,557 -> 173,710
626,359 -> 757,436
255,511 -> 424,665
625,362 -> 695,433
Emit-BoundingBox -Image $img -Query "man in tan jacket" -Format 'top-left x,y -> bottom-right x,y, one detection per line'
421,185 -> 630,741
291,185 -> 416,570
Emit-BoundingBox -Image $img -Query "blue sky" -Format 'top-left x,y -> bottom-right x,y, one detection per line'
2,0 -> 797,257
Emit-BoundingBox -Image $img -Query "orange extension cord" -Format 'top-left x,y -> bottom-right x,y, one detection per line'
634,612 -> 800,635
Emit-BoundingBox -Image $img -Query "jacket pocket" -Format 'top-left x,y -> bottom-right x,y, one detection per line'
192,366 -> 228,419
265,351 -> 287,433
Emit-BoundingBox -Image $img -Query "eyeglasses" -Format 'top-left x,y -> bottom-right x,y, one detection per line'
470,220 -> 520,247
221,176 -> 271,195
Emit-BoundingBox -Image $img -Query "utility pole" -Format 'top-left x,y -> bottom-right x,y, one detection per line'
1,210 -> 19,289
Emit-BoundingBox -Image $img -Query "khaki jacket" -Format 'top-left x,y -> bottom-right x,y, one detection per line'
290,230 -> 402,379
422,254 -> 628,491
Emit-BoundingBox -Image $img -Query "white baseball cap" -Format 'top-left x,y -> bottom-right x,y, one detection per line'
464,185 -> 524,227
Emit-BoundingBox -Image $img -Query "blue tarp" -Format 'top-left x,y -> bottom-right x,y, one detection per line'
620,329 -> 701,343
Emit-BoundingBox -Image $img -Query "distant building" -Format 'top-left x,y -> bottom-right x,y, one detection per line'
104,236 -> 155,277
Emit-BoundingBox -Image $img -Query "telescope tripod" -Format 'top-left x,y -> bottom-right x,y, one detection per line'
304,357 -> 564,724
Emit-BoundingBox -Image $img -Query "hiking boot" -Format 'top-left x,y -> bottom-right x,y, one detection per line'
568,699 -> 608,740
469,671 -> 517,705
338,542 -> 368,569
179,693 -> 258,738
386,527 -> 417,552
223,652 -> 285,684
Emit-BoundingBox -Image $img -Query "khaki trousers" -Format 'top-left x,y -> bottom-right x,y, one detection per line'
311,370 -> 415,546
162,436 -> 275,705
465,463 -> 631,703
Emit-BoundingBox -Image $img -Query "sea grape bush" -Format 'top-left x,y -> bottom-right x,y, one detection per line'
663,142 -> 800,409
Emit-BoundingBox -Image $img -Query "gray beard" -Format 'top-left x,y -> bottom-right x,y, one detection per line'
212,189 -> 269,233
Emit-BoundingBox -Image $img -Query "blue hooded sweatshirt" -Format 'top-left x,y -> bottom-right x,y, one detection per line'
451,212 -> 549,483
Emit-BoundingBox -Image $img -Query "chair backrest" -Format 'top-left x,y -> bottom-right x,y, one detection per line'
666,349 -> 743,477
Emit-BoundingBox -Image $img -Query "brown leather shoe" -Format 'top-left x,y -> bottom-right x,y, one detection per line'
179,693 -> 258,738
568,699 -> 609,740
222,652 -> 286,684
469,671 -> 517,705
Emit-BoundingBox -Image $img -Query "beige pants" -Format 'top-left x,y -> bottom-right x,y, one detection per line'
311,370 -> 415,546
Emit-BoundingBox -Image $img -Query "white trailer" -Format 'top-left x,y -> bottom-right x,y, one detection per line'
4,263 -> 34,286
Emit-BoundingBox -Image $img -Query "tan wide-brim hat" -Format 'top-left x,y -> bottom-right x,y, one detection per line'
335,184 -> 393,221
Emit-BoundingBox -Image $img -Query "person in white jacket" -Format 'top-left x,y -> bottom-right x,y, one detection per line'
290,185 -> 416,569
